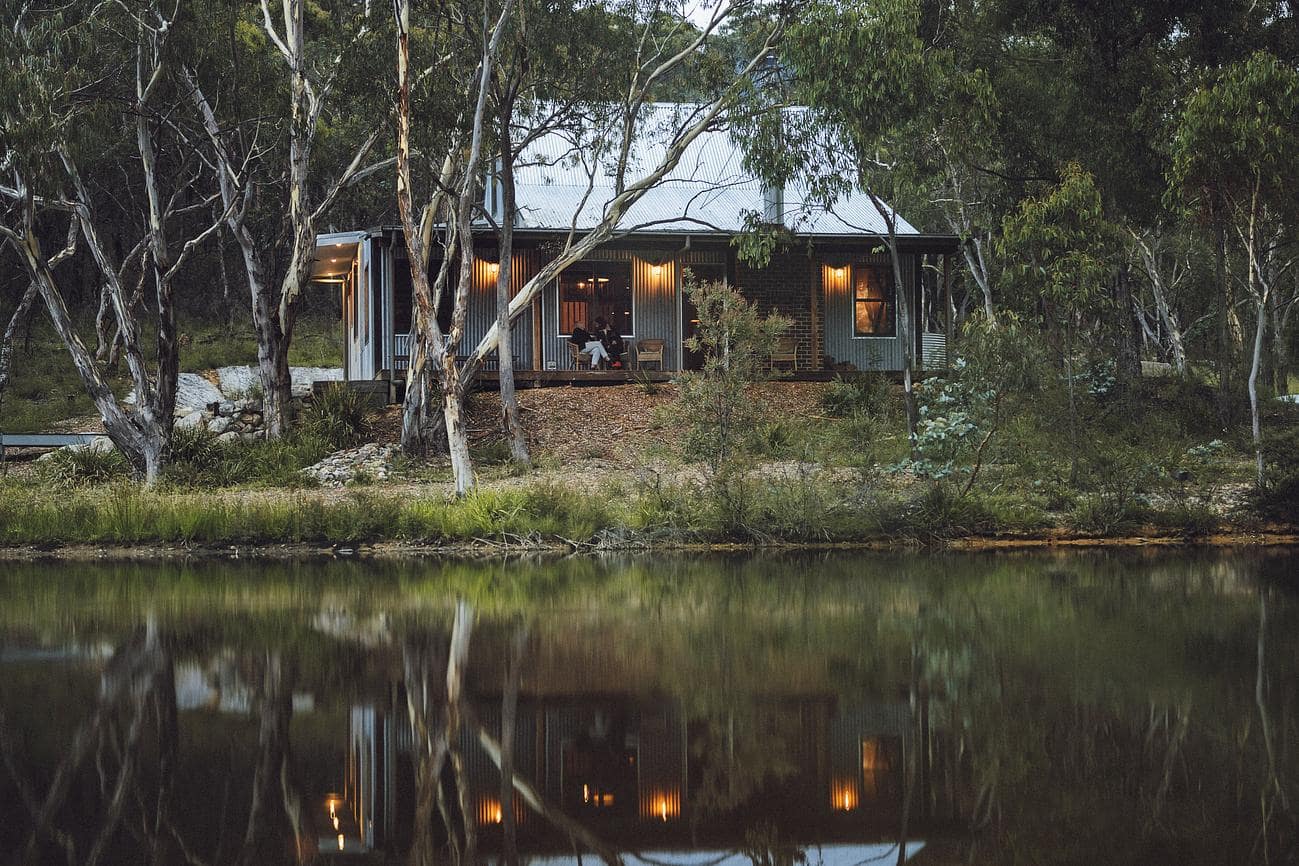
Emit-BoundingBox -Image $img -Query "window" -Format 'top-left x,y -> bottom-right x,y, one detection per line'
853,265 -> 895,337
559,261 -> 633,336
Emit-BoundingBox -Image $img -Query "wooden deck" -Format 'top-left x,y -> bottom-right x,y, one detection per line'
476,369 -> 843,387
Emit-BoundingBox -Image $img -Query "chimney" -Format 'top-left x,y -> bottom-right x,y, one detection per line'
761,182 -> 784,226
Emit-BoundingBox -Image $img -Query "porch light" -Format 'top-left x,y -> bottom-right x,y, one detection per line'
488,261 -> 500,274
651,264 -> 663,277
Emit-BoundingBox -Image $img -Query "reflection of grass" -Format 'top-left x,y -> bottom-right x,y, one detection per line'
2,316 -> 342,433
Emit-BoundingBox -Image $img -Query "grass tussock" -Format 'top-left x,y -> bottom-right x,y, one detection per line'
0,482 -> 620,547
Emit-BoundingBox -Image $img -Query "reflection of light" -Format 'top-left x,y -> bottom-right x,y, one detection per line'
642,789 -> 679,821
831,779 -> 859,811
479,797 -> 504,824
332,816 -> 340,831
338,834 -> 345,850
583,784 -> 590,804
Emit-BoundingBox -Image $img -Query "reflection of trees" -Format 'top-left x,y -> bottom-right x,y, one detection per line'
0,630 -> 316,866
235,652 -> 310,866
1,622 -> 185,866
917,564 -> 1299,865
403,601 -> 624,866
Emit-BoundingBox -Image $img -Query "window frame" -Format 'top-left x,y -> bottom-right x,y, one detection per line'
850,263 -> 897,339
556,260 -> 636,339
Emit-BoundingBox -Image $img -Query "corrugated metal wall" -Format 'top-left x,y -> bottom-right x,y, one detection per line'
466,249 -> 536,368
822,252 -> 914,372
539,247 -> 726,371
633,256 -> 678,370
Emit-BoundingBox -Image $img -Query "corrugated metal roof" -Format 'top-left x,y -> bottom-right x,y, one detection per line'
509,103 -> 920,237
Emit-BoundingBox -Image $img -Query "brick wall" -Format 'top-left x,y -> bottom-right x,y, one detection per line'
735,248 -> 820,370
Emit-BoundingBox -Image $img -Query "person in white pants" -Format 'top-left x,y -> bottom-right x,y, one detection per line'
569,323 -> 609,368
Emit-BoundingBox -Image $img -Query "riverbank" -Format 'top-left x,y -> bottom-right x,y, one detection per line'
5,373 -> 1296,556
1,472 -> 1295,558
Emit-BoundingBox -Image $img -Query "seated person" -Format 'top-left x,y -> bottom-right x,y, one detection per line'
568,322 -> 610,368
593,316 -> 625,369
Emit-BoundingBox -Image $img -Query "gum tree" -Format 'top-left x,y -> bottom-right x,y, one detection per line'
186,0 -> 390,439
746,0 -> 949,454
1170,52 -> 1299,486
999,163 -> 1119,480
396,0 -> 791,494
0,2 -> 226,483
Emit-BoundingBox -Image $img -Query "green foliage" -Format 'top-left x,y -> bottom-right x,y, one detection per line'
819,373 -> 892,418
299,384 -> 371,451
999,163 -> 1120,316
162,430 -> 331,489
675,276 -> 791,470
1169,51 -> 1299,224
35,445 -> 130,487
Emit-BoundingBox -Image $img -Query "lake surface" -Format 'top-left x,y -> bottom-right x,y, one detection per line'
0,550 -> 1296,865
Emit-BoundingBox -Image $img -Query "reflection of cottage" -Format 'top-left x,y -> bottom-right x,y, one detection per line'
340,691 -> 951,857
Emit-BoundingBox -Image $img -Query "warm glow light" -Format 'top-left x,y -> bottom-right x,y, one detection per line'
332,816 -> 340,831
480,798 -> 504,824
583,784 -> 590,804
642,788 -> 680,821
831,780 -> 859,811
488,262 -> 499,273
337,834 -> 345,851
651,264 -> 662,277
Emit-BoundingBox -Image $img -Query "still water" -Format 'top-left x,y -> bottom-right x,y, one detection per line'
0,551 -> 1295,865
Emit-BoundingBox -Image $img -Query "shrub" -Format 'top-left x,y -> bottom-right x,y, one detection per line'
300,384 -> 370,451
819,373 -> 892,418
674,276 -> 790,471
36,444 -> 130,487
1252,473 -> 1299,522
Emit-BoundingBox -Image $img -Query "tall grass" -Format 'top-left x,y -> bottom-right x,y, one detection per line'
0,483 -> 620,547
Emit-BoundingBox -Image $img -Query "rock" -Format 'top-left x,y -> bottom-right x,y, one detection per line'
290,366 -> 343,397
1141,361 -> 1175,378
216,431 -> 240,444
216,366 -> 259,397
300,442 -> 398,487
176,410 -> 205,430
37,436 -> 116,462
175,373 -> 226,412
217,365 -> 344,400
207,415 -> 233,435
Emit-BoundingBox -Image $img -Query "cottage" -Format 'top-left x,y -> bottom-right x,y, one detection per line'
313,106 -> 958,391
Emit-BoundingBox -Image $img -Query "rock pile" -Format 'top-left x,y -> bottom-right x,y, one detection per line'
175,398 -> 266,443
301,443 -> 398,487
120,366 -> 344,442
